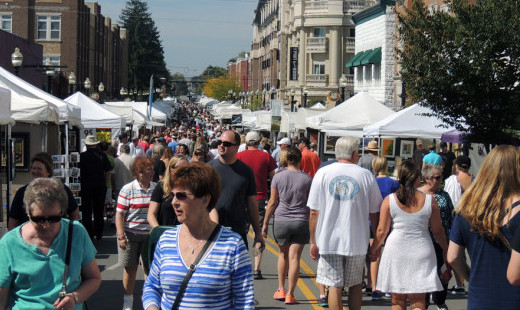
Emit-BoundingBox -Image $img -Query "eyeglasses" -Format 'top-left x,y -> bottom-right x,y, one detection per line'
217,140 -> 236,147
431,176 -> 442,180
28,211 -> 62,224
171,191 -> 195,201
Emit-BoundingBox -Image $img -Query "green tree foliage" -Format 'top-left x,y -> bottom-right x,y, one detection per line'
191,66 -> 228,95
171,72 -> 188,96
119,0 -> 169,92
399,0 -> 520,144
202,76 -> 240,101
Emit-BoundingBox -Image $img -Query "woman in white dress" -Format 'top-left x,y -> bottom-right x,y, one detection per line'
368,160 -> 448,310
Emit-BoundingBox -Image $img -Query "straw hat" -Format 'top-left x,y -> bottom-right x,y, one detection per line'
84,135 -> 100,146
365,141 -> 380,151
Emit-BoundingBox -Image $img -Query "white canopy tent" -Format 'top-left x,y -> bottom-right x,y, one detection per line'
255,111 -> 272,131
65,92 -> 125,137
102,103 -> 134,125
0,87 -> 14,125
309,102 -> 326,109
307,92 -> 395,136
104,101 -> 165,136
363,103 -> 456,139
280,111 -> 298,133
0,66 -> 81,128
297,108 -> 327,131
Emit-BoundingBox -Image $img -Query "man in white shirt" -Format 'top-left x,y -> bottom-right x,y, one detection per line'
308,136 -> 382,310
130,137 -> 145,157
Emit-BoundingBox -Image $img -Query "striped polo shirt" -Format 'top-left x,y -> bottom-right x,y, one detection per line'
117,179 -> 156,234
142,225 -> 254,309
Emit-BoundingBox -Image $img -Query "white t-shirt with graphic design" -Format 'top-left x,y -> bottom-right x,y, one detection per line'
307,162 -> 382,256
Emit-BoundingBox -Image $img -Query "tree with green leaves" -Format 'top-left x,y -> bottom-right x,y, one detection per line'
119,0 -> 169,92
399,0 -> 520,144
191,66 -> 228,95
202,75 -> 241,102
170,72 -> 188,96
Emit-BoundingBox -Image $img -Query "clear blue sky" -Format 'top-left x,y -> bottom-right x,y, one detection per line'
98,0 -> 257,78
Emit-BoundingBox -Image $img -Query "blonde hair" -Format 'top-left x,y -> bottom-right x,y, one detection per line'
372,155 -> 388,177
457,145 -> 520,248
162,155 -> 189,197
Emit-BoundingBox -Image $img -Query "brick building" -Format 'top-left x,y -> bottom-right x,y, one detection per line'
0,0 -> 128,99
228,54 -> 251,92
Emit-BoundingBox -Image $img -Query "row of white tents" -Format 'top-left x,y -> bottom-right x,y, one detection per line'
202,92 -> 457,140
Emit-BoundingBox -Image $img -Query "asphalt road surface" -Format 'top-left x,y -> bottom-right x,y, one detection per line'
87,221 -> 469,310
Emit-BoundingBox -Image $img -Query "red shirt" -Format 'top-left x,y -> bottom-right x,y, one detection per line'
236,149 -> 277,201
138,141 -> 150,152
300,149 -> 321,178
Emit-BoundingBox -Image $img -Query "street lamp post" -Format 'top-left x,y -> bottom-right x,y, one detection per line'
303,86 -> 309,108
68,71 -> 76,94
120,87 -> 128,100
84,78 -> 91,96
11,47 -> 23,76
339,74 -> 348,105
98,82 -> 105,103
262,88 -> 267,109
290,88 -> 296,112
46,64 -> 55,95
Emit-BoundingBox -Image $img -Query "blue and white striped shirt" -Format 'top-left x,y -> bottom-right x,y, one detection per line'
142,225 -> 254,309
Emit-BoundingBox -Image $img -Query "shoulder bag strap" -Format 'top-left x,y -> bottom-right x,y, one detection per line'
171,224 -> 220,310
59,220 -> 74,300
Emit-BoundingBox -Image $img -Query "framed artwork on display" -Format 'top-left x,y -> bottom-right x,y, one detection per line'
1,132 -> 30,171
400,141 -> 414,158
324,134 -> 339,155
382,138 -> 395,157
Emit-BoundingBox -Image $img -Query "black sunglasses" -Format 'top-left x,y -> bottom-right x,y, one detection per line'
431,176 -> 442,180
171,191 -> 195,201
29,211 -> 62,224
217,140 -> 236,147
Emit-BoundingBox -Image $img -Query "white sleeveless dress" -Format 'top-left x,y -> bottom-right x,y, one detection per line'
376,193 -> 443,293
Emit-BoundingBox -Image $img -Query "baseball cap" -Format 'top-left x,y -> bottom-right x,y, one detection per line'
297,137 -> 310,146
416,139 -> 423,145
456,155 -> 471,168
277,137 -> 291,145
245,131 -> 260,143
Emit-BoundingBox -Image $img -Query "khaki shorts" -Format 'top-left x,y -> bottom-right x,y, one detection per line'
118,230 -> 148,268
317,254 -> 365,288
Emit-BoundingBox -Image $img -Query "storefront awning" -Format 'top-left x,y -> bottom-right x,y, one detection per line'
346,50 -> 369,67
346,47 -> 382,67
360,47 -> 382,65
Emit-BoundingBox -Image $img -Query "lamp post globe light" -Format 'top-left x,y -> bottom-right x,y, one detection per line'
84,78 -> 91,95
120,87 -> 128,100
11,47 -> 23,76
46,66 -> 55,95
98,82 -> 105,103
68,71 -> 76,94
270,86 -> 276,99
303,86 -> 309,108
339,74 -> 348,104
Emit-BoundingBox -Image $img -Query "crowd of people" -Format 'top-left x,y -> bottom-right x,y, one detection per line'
0,100 -> 519,310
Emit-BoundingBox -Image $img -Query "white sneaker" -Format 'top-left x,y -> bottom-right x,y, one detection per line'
122,295 -> 133,310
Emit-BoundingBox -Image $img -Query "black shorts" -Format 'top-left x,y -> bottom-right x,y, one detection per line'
273,220 -> 309,246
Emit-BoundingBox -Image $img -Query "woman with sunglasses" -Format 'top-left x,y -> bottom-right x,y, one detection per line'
116,156 -> 156,310
0,178 -> 101,310
143,162 -> 254,310
418,164 -> 455,310
8,152 -> 79,230
148,155 -> 189,228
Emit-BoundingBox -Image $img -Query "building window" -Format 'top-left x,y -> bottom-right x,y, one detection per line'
43,55 -> 61,72
313,27 -> 326,37
37,15 -> 61,40
1,14 -> 12,33
349,28 -> 355,37
313,64 -> 325,75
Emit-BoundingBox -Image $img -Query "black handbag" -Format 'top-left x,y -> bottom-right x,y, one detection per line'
171,224 -> 220,310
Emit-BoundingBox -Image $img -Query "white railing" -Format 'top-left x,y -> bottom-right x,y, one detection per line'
345,37 -> 355,52
346,74 -> 354,86
306,37 -> 328,53
306,74 -> 329,83
306,1 -> 328,10
344,0 -> 367,13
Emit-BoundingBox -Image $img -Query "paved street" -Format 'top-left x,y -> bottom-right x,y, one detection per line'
86,220 -> 469,310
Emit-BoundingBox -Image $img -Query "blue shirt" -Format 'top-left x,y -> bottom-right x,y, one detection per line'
143,225 -> 254,309
375,176 -> 400,198
168,141 -> 178,153
0,219 -> 96,309
422,151 -> 443,165
450,213 -> 520,309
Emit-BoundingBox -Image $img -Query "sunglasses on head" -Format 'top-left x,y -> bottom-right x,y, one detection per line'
431,176 -> 442,180
217,140 -> 236,147
29,211 -> 62,224
171,191 -> 194,201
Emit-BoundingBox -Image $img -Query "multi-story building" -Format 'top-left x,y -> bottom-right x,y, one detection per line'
228,54 -> 251,91
1,0 -> 128,99
251,0 -> 377,108
349,0 -> 398,107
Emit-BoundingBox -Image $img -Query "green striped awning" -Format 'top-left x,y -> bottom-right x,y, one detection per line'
360,47 -> 382,65
346,50 -> 369,67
